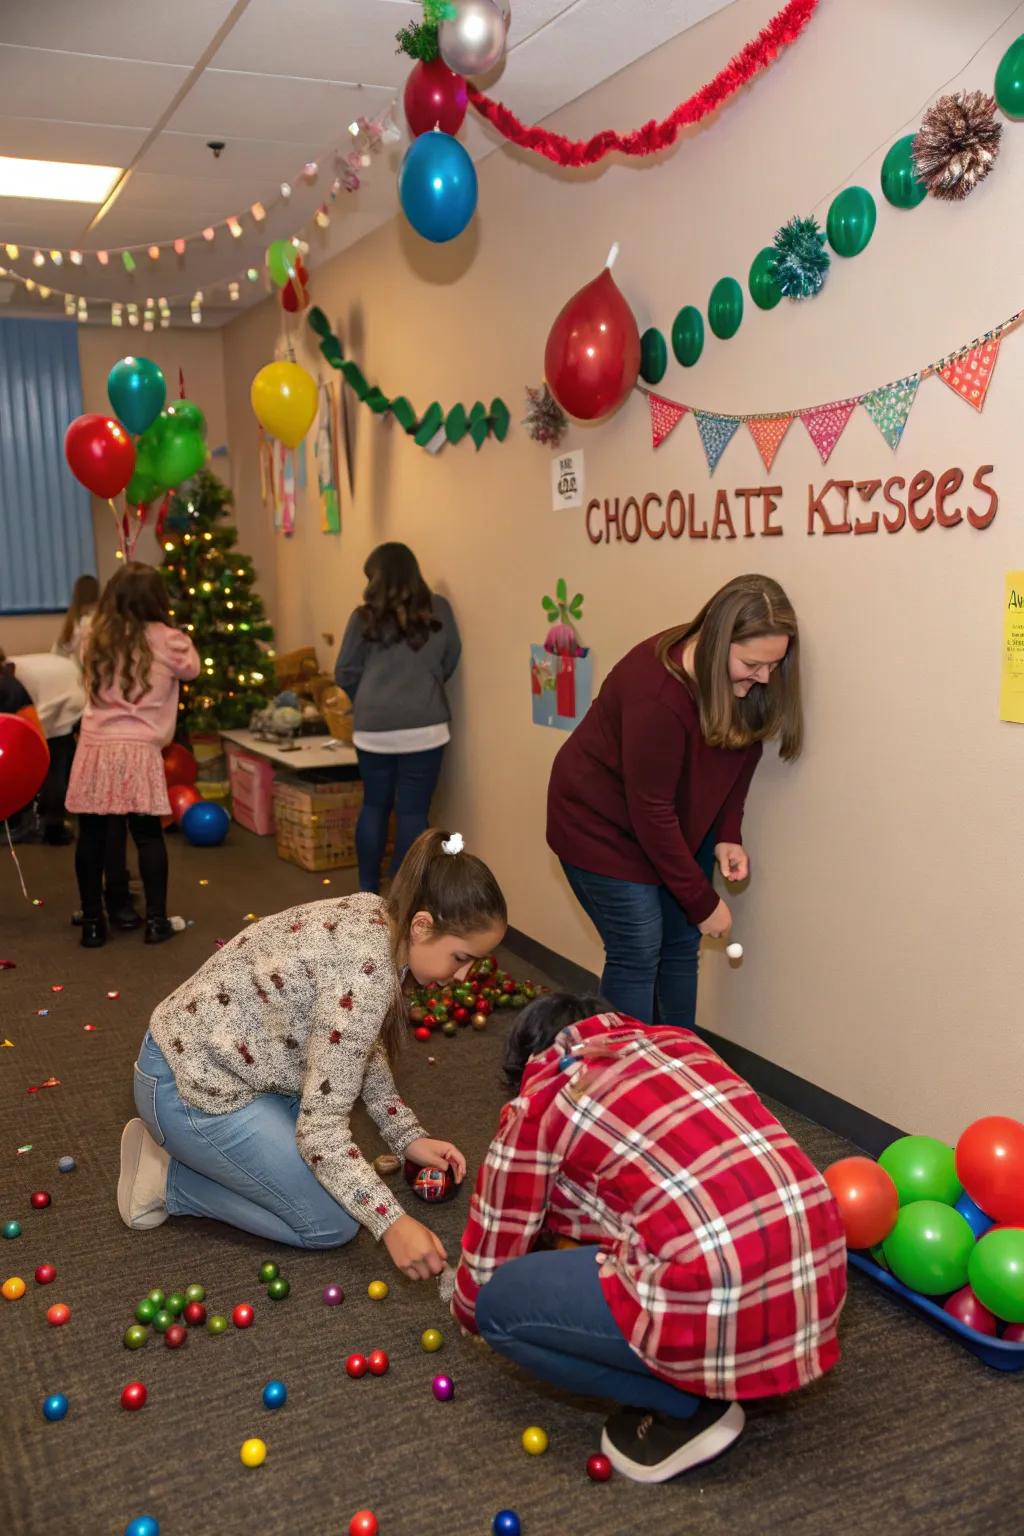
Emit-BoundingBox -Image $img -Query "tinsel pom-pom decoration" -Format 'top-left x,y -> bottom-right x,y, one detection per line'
772,215 -> 830,299
912,91 -> 1002,201
524,384 -> 569,448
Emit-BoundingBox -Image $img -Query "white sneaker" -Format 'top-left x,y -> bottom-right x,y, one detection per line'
117,1119 -> 170,1229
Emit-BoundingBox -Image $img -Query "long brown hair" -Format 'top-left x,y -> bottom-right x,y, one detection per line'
655,575 -> 803,760
57,573 -> 100,648
358,543 -> 441,652
381,829 -> 507,1061
84,563 -> 172,703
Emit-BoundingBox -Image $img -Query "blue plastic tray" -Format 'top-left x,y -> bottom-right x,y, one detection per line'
849,1252 -> 1024,1372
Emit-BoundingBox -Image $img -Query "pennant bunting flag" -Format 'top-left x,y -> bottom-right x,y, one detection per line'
861,374 -> 920,450
799,399 -> 858,465
746,415 -> 793,472
937,338 -> 999,412
693,410 -> 740,473
648,393 -> 688,448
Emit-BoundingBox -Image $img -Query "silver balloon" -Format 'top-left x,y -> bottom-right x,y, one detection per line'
439,0 -> 507,78
496,0 -> 512,29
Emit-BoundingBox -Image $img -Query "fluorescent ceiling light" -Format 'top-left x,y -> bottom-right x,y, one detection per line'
0,157 -> 122,205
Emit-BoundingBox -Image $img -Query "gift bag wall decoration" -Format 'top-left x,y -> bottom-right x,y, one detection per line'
531,579 -> 592,732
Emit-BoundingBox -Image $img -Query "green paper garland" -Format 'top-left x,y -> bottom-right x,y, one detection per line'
308,308 -> 508,450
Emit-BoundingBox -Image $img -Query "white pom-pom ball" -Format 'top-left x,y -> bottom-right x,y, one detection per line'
725,942 -> 744,960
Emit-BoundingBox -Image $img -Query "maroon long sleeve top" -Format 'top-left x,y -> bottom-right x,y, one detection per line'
547,636 -> 762,924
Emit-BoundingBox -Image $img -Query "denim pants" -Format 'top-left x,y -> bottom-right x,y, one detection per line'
355,745 -> 446,892
561,834 -> 717,1030
133,1031 -> 360,1248
476,1246 -> 700,1418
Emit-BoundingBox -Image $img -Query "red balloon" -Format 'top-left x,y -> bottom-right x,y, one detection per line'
280,258 -> 310,314
0,714 -> 50,822
163,743 -> 198,788
955,1116 -> 1024,1225
943,1284 -> 999,1336
544,264 -> 640,421
168,783 -> 201,824
1003,1322 -> 1024,1342
823,1157 -> 899,1249
64,413 -> 136,498
404,57 -> 468,137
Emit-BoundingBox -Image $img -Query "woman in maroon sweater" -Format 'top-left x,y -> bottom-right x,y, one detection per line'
547,575 -> 802,1029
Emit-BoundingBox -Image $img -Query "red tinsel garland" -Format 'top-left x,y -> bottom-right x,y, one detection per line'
468,0 -> 821,168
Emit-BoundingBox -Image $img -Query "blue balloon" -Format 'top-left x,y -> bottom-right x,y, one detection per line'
42,1393 -> 68,1422
492,1515 -> 521,1536
125,1520 -> 160,1536
181,801 -> 230,847
398,131 -> 478,243
955,1190 -> 994,1240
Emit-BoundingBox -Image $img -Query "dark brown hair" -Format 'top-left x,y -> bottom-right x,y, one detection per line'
655,574 -> 803,760
358,543 -> 441,652
57,573 -> 100,649
84,562 -> 172,703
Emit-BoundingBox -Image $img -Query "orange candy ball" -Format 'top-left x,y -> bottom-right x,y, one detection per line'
47,1302 -> 71,1326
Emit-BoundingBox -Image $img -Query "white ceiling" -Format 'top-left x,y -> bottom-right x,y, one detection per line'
0,0 -> 734,325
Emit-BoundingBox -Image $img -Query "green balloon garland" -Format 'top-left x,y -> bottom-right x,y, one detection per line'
826,186 -> 877,257
708,277 -> 743,339
880,135 -> 927,209
671,306 -> 704,368
995,34 -> 1024,119
640,328 -> 668,385
748,247 -> 782,310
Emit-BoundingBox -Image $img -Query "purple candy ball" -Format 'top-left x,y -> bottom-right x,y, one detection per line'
431,1374 -> 455,1402
322,1284 -> 344,1306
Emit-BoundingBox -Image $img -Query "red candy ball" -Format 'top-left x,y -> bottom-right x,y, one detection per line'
47,1303 -> 70,1326
120,1381 -> 148,1411
587,1453 -> 613,1482
414,1026 -> 431,1042
232,1303 -> 254,1329
35,1263 -> 56,1285
164,1324 -> 187,1349
183,1301 -> 206,1326
349,1513 -> 378,1536
345,1353 -> 369,1378
367,1349 -> 389,1376
30,1191 -> 51,1210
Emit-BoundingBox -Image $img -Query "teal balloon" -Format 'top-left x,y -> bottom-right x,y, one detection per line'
153,426 -> 206,489
671,305 -> 704,367
994,34 -> 1024,119
708,277 -> 743,340
878,1135 -> 963,1206
125,470 -> 162,507
882,1202 -> 974,1295
880,135 -> 927,209
967,1228 -> 1024,1322
639,328 -> 668,385
827,186 -> 877,256
107,355 -> 166,435
748,247 -> 782,310
164,399 -> 207,438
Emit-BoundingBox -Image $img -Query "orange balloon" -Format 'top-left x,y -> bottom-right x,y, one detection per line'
824,1156 -> 899,1249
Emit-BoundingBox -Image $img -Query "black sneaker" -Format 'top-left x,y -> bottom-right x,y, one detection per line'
601,1400 -> 745,1484
80,917 -> 108,950
144,918 -> 175,945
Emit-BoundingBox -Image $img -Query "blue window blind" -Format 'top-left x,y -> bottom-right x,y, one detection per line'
0,318 -> 96,614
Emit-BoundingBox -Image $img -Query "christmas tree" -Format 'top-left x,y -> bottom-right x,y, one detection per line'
159,469 -> 276,730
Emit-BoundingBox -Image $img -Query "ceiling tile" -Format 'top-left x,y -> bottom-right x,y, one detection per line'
0,0 -> 240,66
0,45 -> 189,127
167,67 -> 392,143
209,0 -> 421,84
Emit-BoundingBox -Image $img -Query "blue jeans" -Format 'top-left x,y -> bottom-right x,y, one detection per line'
355,745 -> 446,892
133,1031 -> 360,1249
561,834 -> 717,1029
476,1246 -> 700,1417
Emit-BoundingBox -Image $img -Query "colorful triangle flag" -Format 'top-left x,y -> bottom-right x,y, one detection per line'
937,338 -> 999,412
648,393 -> 688,448
799,399 -> 858,465
861,374 -> 920,450
693,410 -> 740,473
746,415 -> 793,472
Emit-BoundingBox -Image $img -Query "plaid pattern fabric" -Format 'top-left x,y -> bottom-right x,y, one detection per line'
453,1015 -> 847,1400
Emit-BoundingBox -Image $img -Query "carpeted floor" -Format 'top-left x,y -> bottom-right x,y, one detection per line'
1,828 -> 1020,1536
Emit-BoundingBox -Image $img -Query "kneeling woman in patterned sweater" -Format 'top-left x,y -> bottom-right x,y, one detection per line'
452,994 -> 847,1483
117,830 -> 506,1281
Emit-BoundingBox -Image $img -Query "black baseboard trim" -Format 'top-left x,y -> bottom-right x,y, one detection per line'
503,926 -> 904,1156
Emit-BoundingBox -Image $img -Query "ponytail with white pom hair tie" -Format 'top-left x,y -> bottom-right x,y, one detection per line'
441,832 -> 465,856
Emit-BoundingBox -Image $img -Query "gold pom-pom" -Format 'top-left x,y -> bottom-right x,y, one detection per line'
912,90 -> 1002,201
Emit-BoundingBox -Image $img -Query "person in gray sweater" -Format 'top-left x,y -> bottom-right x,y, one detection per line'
335,543 -> 461,892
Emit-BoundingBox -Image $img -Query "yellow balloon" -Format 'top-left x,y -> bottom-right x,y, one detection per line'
250,361 -> 317,449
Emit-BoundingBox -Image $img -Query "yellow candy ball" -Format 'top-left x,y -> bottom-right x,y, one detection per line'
421,1328 -> 444,1353
522,1426 -> 549,1456
367,1280 -> 389,1301
2,1276 -> 26,1301
240,1437 -> 267,1468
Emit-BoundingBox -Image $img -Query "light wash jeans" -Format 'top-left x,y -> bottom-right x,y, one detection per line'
133,1031 -> 360,1248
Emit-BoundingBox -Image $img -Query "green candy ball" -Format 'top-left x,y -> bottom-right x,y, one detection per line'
207,1314 -> 229,1335
135,1298 -> 157,1324
267,1277 -> 290,1300
878,1135 -> 963,1206
882,1202 -> 974,1295
166,1292 -> 186,1316
185,1283 -> 206,1303
124,1325 -> 149,1350
152,1309 -> 174,1334
147,1289 -> 165,1309
258,1261 -> 279,1284
441,1021 -> 458,1037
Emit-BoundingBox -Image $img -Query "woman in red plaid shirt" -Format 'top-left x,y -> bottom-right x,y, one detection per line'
452,994 -> 847,1483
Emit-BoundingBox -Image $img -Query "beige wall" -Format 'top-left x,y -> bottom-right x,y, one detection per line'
208,0 -> 1024,1141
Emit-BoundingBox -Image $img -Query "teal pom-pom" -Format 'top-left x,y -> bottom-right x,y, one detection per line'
772,215 -> 830,300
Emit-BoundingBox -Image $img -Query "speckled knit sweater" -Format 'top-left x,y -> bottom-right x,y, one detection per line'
148,891 -> 424,1239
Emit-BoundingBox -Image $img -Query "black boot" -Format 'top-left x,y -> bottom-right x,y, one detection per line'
80,917 -> 108,949
107,901 -> 142,931
144,917 -> 175,945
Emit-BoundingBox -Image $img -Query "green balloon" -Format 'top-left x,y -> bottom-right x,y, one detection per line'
877,1135 -> 962,1206
125,470 -> 162,507
882,1202 -> 974,1295
708,277 -> 743,340
827,186 -> 877,257
153,426 -> 206,489
266,239 -> 297,288
165,399 -> 207,438
639,327 -> 668,385
995,33 -> 1024,118
880,135 -> 927,209
671,305 -> 704,368
968,1228 -> 1024,1322
748,247 -> 782,310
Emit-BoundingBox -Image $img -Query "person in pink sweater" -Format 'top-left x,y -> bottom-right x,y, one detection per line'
66,563 -> 200,949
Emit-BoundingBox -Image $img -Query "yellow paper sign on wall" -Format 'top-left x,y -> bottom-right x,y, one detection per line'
1000,571 -> 1024,724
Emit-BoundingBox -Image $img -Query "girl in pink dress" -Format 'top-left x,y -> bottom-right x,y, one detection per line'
66,563 -> 200,949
